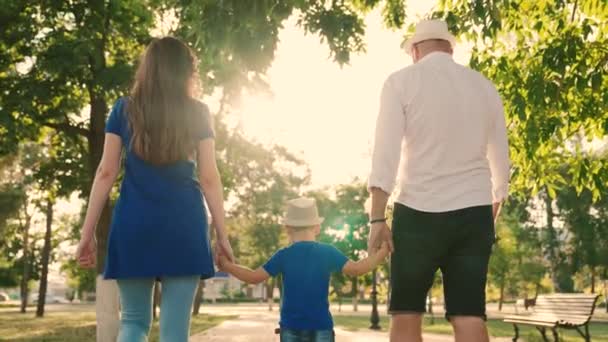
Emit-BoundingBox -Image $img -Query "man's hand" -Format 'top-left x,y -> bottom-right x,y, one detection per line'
372,241 -> 391,261
492,202 -> 502,222
368,221 -> 394,255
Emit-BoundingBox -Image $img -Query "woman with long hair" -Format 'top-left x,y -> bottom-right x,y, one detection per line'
76,37 -> 232,341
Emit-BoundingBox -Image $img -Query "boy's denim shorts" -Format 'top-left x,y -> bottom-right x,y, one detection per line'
280,329 -> 335,342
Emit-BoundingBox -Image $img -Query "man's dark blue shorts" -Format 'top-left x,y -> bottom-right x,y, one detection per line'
389,203 -> 495,319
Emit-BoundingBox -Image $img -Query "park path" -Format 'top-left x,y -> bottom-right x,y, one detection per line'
190,305 -> 512,342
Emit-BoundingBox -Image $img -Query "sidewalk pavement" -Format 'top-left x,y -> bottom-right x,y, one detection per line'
190,305 -> 513,342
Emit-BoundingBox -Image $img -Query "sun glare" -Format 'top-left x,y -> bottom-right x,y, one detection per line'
236,2 -> 471,187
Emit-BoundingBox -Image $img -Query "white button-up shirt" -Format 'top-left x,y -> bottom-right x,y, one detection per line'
369,52 -> 510,212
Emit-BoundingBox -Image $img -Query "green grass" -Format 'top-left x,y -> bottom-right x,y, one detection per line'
333,315 -> 608,342
0,311 -> 233,342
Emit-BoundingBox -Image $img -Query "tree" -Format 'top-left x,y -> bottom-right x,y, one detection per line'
1,1 -> 411,284
228,142 -> 309,310
489,199 -> 546,309
0,1 -> 156,274
312,181 -> 369,311
433,0 -> 608,291
434,0 -> 608,200
557,163 -> 608,293
489,218 -> 519,311
0,143 -> 45,312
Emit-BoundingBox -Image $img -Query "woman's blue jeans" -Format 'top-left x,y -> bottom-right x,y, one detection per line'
280,328 -> 335,342
116,276 -> 199,342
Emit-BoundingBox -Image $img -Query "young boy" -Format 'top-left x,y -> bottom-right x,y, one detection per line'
217,197 -> 389,342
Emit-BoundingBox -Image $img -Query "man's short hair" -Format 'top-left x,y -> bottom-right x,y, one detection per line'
414,39 -> 452,53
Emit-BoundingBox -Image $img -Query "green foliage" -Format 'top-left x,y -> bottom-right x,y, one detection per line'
488,199 -> 546,302
172,0 -> 408,101
435,0 -> 608,199
224,131 -> 309,270
310,181 -> 371,297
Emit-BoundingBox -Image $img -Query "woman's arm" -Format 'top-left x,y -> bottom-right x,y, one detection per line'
342,242 -> 389,277
80,134 -> 122,242
197,139 -> 233,260
76,133 -> 122,267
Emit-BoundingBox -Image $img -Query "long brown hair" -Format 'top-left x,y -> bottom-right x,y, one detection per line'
128,37 -> 203,165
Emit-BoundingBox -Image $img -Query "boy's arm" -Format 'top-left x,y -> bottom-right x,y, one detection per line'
342,243 -> 389,277
220,257 -> 271,284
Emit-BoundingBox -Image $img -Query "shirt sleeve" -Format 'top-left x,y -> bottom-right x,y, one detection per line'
486,86 -> 510,203
196,102 -> 215,141
105,98 -> 126,137
325,245 -> 349,273
368,76 -> 406,194
262,249 -> 283,277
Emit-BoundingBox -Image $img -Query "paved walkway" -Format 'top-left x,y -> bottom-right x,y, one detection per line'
190,305 -> 512,342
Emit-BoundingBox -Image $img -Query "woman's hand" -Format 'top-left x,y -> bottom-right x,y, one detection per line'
215,233 -> 234,262
75,236 -> 96,269
215,251 -> 230,271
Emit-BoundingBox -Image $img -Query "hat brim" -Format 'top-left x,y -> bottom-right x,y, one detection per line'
283,217 -> 324,227
401,32 -> 456,55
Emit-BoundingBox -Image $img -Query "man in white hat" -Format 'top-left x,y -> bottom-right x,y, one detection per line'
367,19 -> 510,342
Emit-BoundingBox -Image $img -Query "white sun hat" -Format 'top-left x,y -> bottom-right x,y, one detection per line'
401,19 -> 456,55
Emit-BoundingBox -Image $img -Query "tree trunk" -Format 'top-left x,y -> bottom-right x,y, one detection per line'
192,280 -> 205,315
19,202 -> 31,314
352,276 -> 358,312
267,278 -> 275,311
498,280 -> 505,311
591,267 -> 596,293
544,192 -> 561,291
427,290 -> 434,325
88,95 -> 112,276
604,278 -> 608,313
36,200 -> 53,317
152,281 -> 161,320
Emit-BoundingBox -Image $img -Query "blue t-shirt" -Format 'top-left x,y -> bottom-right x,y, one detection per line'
263,241 -> 348,330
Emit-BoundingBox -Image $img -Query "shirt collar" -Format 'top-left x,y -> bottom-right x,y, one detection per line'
418,51 -> 453,63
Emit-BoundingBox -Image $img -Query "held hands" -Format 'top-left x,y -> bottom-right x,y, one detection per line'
372,241 -> 391,261
215,251 -> 231,271
367,221 -> 394,257
214,233 -> 234,271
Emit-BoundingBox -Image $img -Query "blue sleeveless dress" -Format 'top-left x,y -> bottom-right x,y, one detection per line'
103,97 -> 215,280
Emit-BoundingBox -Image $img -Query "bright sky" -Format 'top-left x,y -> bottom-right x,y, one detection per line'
233,1 -> 471,187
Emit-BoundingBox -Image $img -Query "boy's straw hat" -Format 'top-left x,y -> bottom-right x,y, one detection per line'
283,197 -> 324,227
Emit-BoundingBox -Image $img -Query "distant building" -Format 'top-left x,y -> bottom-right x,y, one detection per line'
203,272 -> 271,301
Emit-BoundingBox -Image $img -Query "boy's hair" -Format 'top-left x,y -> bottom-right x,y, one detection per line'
285,224 -> 318,231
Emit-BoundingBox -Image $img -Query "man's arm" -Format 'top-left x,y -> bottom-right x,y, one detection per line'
343,243 -> 390,277
368,188 -> 394,253
367,77 -> 405,253
486,85 -> 510,220
368,77 -> 405,197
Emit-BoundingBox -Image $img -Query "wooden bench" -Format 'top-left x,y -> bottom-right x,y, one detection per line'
504,293 -> 599,342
